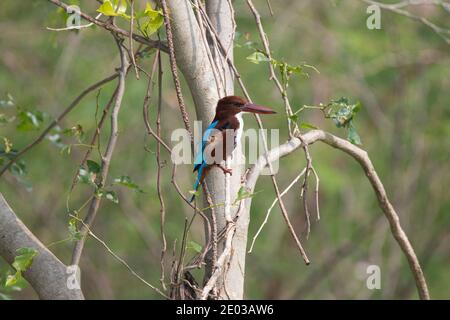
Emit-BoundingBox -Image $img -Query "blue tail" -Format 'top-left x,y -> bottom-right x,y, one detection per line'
189,166 -> 204,203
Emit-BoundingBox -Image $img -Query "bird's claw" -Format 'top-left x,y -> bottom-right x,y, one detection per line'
216,164 -> 233,176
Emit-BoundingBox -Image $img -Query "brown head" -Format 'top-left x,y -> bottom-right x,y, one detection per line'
214,95 -> 276,120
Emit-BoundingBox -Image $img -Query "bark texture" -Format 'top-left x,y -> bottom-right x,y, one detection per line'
0,193 -> 84,300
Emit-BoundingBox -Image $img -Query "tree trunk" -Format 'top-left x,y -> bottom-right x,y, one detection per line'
166,0 -> 248,299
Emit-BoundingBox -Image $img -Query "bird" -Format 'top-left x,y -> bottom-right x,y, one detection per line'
189,95 -> 276,202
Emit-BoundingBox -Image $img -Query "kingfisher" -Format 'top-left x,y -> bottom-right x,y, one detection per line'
189,95 -> 276,202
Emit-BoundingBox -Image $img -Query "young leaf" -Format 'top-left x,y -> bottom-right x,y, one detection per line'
3,137 -> 12,154
12,248 -> 38,272
234,186 -> 261,204
86,160 -> 101,174
288,114 -> 299,123
96,189 -> 119,204
0,93 -> 14,108
352,101 -> 362,115
5,273 -> 21,288
300,122 -> 318,130
97,0 -> 129,18
138,2 -> 164,36
113,175 -> 144,193
246,52 -> 270,64
10,160 -> 27,177
16,110 -> 44,131
77,167 -> 96,186
347,122 -> 362,145
188,241 -> 202,253
5,247 -> 38,288
62,124 -> 84,141
68,218 -> 81,241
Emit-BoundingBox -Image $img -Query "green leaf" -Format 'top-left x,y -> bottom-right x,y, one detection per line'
188,241 -> 202,253
68,218 -> 81,241
246,52 -> 270,64
347,122 -> 362,145
60,144 -> 72,155
10,160 -> 27,177
0,93 -> 14,108
86,160 -> 101,174
288,114 -> 299,123
16,110 -> 44,131
6,247 -> 38,287
46,128 -> 66,148
234,186 -> 261,203
97,0 -> 129,18
334,97 -> 349,105
140,15 -> 163,36
3,137 -> 12,154
77,167 -> 96,186
62,124 -> 84,141
96,189 -> 119,203
352,101 -> 362,115
5,273 -> 21,288
12,248 -> 38,272
287,65 -> 302,75
113,175 -> 144,193
138,3 -> 164,36
300,122 -> 318,130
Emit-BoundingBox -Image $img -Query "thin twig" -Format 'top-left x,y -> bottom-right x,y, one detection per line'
248,168 -> 307,253
191,0 -> 224,96
245,129 -> 430,299
196,0 -> 311,264
47,13 -> 103,31
0,73 -> 118,177
69,214 -> 169,299
46,0 -> 168,51
360,0 -> 450,44
160,0 -> 193,140
156,50 -> 167,291
129,0 -> 140,79
71,36 -> 130,266
200,223 -> 236,300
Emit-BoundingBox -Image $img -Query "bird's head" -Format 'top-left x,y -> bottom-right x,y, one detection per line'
215,96 -> 276,119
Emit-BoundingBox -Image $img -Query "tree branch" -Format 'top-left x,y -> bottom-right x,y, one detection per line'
0,193 -> 84,300
71,36 -> 130,266
0,73 -> 118,177
47,0 -> 168,52
245,129 -> 430,300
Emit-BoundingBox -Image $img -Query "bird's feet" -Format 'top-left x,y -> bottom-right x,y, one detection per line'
215,164 -> 233,176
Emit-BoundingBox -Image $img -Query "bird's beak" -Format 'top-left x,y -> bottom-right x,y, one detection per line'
241,103 -> 276,114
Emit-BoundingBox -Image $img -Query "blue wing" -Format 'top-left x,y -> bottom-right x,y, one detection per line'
193,120 -> 219,172
190,120 -> 218,202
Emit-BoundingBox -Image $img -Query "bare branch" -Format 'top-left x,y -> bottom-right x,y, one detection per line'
245,129 -> 430,300
0,73 -> 118,177
201,223 -> 236,300
248,168 -> 307,253
160,0 -> 193,139
71,36 -> 130,266
360,0 -> 450,44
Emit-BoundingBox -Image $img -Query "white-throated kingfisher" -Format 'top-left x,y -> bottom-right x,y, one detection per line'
190,96 -> 276,202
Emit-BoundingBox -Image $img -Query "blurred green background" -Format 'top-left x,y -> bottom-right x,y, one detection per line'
0,0 -> 449,299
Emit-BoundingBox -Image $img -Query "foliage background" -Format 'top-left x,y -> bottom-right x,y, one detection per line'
0,0 -> 449,299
